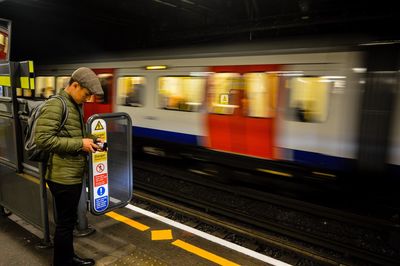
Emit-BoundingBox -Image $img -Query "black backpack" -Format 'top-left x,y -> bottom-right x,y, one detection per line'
24,95 -> 69,162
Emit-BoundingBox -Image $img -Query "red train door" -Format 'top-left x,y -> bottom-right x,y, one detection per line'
205,65 -> 280,159
83,69 -> 114,122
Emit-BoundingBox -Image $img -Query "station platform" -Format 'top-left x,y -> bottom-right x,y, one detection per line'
0,201 -> 288,266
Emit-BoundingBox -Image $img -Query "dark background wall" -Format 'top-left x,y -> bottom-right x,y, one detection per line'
1,0 -> 399,64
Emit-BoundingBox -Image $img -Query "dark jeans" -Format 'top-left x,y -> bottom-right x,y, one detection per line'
47,180 -> 82,266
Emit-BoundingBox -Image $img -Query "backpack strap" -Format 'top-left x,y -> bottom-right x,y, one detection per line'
50,95 -> 69,131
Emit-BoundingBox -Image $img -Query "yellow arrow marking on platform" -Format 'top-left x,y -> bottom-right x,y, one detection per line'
151,229 -> 173,240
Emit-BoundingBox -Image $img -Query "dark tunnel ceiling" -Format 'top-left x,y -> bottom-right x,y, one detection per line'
1,0 -> 400,63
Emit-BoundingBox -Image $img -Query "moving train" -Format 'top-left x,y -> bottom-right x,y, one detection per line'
25,37 -> 400,186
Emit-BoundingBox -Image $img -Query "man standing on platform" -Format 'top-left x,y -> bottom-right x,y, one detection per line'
35,67 -> 103,266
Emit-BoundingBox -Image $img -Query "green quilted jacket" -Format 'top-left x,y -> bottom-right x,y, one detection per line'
35,90 -> 91,185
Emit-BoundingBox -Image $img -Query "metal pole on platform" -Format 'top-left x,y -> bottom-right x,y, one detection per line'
75,174 -> 95,237
0,206 -> 8,217
36,162 -> 53,249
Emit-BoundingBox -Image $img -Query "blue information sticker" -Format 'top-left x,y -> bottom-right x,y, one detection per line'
97,186 -> 106,196
95,196 -> 109,212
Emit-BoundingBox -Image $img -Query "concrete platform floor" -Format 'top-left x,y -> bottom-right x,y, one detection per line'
0,204 -> 287,266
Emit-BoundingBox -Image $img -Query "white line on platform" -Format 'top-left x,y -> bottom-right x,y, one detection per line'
125,203 -> 292,266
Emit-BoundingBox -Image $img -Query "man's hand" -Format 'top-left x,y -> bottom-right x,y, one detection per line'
95,138 -> 107,151
82,138 -> 99,153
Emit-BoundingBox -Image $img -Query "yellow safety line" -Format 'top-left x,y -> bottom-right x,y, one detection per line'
16,173 -> 50,189
18,173 -> 50,188
0,76 -> 11,86
18,173 -> 40,185
172,239 -> 240,266
105,211 -> 150,231
257,168 -> 292,177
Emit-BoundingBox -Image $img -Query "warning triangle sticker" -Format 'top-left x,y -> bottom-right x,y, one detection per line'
95,121 -> 104,130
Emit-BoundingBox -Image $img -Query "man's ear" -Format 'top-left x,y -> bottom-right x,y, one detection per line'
72,81 -> 80,89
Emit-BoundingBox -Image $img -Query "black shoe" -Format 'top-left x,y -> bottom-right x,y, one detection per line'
72,255 -> 95,265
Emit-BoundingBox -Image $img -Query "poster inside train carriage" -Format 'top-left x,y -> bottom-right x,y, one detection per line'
0,19 -> 11,61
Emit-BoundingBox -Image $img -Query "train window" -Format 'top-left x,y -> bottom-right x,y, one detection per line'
56,76 -> 70,94
243,73 -> 278,118
287,77 -> 330,122
208,73 -> 241,115
35,76 -> 56,99
117,76 -> 146,107
158,76 -> 205,112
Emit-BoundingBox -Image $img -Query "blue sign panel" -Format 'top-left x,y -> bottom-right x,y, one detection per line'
95,196 -> 109,212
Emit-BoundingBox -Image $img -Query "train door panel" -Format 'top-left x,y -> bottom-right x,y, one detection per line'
206,73 -> 240,152
83,68 -> 114,122
207,114 -> 232,151
206,65 -> 280,159
229,83 -> 246,154
244,72 -> 279,158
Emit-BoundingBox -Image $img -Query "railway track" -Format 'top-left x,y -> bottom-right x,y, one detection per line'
133,159 -> 400,266
132,190 -> 341,265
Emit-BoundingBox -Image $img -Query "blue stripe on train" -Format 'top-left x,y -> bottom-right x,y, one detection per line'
132,126 -> 357,171
133,126 -> 198,145
292,149 -> 353,172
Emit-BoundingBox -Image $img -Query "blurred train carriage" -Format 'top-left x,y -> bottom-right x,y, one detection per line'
25,38 -> 400,188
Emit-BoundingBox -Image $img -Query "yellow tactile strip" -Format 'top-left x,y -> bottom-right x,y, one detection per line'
95,244 -> 169,266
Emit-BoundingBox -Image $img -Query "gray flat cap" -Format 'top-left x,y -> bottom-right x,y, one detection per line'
71,67 -> 104,95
